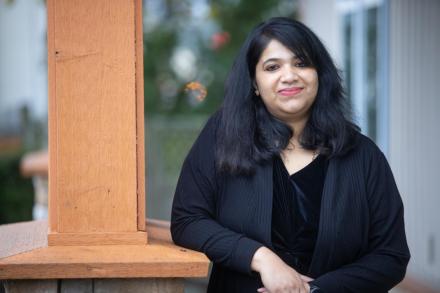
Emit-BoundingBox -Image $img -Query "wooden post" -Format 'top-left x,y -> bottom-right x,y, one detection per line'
47,0 -> 146,246
0,0 -> 210,291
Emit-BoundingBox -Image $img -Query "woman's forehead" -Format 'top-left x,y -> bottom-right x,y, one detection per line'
258,39 -> 298,63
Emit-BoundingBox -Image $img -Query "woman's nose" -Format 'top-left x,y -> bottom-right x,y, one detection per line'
280,67 -> 299,83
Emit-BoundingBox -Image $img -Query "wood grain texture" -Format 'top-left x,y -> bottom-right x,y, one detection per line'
0,220 -> 209,280
60,279 -> 92,293
48,232 -> 147,246
0,221 -> 47,259
0,243 -> 209,279
94,278 -> 183,293
47,0 -> 58,234
47,0 -> 146,244
54,0 -> 137,233
3,279 -> 57,293
3,279 -> 183,293
135,0 -> 146,233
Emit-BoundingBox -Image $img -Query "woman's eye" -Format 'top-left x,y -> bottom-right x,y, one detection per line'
295,62 -> 306,67
265,64 -> 279,71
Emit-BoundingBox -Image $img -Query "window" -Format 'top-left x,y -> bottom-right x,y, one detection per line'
339,0 -> 388,152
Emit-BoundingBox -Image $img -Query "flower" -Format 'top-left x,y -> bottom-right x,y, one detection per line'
184,81 -> 207,102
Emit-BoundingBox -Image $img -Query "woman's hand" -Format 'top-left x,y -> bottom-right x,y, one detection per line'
251,246 -> 311,293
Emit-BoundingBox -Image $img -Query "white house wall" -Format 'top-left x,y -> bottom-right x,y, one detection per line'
389,0 -> 440,287
298,0 -> 342,67
0,0 -> 47,120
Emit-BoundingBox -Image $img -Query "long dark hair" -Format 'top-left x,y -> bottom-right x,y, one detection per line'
216,17 -> 359,176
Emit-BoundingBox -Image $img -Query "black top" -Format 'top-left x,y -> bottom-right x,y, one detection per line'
272,154 -> 328,275
171,113 -> 410,293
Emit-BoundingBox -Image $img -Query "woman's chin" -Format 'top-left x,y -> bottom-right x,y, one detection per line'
278,107 -> 309,119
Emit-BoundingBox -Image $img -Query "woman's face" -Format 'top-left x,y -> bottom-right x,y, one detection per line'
254,39 -> 318,123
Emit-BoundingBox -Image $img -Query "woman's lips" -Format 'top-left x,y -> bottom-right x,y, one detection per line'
278,87 -> 303,96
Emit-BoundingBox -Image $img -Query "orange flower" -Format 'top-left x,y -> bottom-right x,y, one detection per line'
185,81 -> 207,102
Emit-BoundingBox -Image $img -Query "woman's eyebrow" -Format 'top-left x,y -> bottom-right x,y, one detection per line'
262,56 -> 299,66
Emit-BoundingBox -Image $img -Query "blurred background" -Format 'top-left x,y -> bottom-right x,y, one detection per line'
0,0 -> 439,292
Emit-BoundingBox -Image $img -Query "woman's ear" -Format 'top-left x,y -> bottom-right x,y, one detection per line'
253,81 -> 259,96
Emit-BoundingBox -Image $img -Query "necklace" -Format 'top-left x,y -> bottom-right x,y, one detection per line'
281,145 -> 318,163
312,149 -> 318,160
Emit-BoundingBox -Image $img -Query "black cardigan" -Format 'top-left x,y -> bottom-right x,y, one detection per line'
171,113 -> 410,293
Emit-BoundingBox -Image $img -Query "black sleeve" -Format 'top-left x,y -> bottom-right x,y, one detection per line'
170,114 -> 263,275
310,148 -> 410,292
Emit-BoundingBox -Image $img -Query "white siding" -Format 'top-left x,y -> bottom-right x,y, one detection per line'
298,0 -> 342,66
389,0 -> 440,287
0,0 -> 47,119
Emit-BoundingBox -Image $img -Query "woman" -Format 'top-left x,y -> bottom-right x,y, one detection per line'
171,17 -> 410,293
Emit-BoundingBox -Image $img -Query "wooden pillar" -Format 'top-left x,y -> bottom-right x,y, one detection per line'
0,0 -> 209,290
47,0 -> 146,245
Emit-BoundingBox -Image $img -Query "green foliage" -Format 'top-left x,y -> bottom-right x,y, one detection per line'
144,27 -> 178,114
0,151 -> 34,225
143,0 -> 297,115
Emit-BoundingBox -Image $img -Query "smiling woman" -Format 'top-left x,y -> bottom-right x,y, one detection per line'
254,39 -> 319,127
171,17 -> 410,293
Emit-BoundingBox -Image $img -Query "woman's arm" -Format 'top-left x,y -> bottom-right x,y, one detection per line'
171,115 -> 263,275
252,246 -> 311,293
309,150 -> 410,292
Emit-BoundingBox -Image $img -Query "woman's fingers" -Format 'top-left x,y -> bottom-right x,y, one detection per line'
254,248 -> 312,293
303,281 -> 311,293
300,278 -> 307,292
300,274 -> 314,282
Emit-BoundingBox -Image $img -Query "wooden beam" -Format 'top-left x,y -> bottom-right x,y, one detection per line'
3,279 -> 185,293
0,0 -> 211,285
0,220 -> 47,259
135,0 -> 146,232
47,0 -> 146,245
0,243 -> 208,279
20,151 -> 48,177
0,220 -> 209,280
